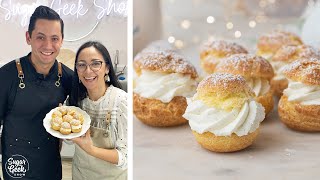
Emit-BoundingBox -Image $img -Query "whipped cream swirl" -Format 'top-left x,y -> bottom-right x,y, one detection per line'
183,98 -> 265,136
134,70 -> 197,103
283,81 -> 320,105
270,61 -> 287,80
246,78 -> 270,96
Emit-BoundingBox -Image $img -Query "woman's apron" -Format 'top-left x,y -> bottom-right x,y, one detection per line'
2,59 -> 64,179
73,87 -> 127,180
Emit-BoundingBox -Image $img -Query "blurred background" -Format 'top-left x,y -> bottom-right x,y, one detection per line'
134,0 -> 320,57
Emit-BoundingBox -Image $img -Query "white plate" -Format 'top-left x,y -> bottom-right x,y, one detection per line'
43,106 -> 91,139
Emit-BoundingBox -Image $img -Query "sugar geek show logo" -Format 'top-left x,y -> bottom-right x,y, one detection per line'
5,154 -> 29,178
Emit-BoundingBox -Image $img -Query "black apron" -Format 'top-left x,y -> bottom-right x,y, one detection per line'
1,60 -> 65,180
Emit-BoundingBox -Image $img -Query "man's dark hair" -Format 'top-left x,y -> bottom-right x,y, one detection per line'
28,5 -> 64,38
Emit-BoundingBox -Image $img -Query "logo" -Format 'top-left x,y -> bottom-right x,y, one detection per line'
5,154 -> 29,178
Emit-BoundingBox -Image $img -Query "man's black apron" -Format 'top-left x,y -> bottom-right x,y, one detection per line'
2,59 -> 65,180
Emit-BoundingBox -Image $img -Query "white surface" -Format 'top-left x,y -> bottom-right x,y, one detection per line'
43,106 -> 91,139
133,99 -> 320,179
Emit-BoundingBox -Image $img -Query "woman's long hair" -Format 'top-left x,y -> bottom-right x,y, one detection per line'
69,41 -> 122,107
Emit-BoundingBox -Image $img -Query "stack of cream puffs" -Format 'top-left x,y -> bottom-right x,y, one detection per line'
133,50 -> 198,127
51,107 -> 84,135
215,54 -> 274,115
270,45 -> 320,97
200,40 -> 248,74
278,58 -> 320,131
256,30 -> 303,61
183,73 -> 265,152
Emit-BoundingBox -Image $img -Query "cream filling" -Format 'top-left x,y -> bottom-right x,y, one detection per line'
133,70 -> 197,103
71,125 -> 82,129
284,81 -> 320,105
270,61 -> 287,81
246,78 -> 270,96
183,98 -> 265,136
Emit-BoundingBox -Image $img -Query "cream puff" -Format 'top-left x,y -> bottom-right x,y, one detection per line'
215,54 -> 274,115
62,114 -> 73,123
58,106 -> 68,116
70,119 -> 82,133
133,50 -> 198,127
200,40 -> 248,74
51,117 -> 63,131
52,110 -> 62,118
278,58 -> 320,131
183,73 -> 265,152
60,122 -> 72,135
271,45 -> 320,97
67,109 -> 76,116
73,112 -> 84,124
256,30 -> 303,61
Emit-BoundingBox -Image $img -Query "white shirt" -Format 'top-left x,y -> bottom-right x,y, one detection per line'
80,85 -> 128,169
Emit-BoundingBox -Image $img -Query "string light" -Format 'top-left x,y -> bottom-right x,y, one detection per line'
181,20 -> 191,29
234,31 -> 241,38
174,40 -> 184,49
256,15 -> 267,23
249,20 -> 256,28
226,22 -> 234,29
207,16 -> 215,24
268,0 -> 276,3
259,0 -> 267,8
168,36 -> 175,43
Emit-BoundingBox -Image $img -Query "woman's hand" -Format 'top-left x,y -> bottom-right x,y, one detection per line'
72,129 -> 95,155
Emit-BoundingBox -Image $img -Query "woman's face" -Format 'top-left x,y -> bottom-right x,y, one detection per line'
76,46 -> 109,91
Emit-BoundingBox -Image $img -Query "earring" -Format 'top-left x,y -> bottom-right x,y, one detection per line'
79,79 -> 81,83
104,74 -> 110,82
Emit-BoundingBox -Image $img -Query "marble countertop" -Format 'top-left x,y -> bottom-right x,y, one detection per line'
133,45 -> 320,180
133,100 -> 320,180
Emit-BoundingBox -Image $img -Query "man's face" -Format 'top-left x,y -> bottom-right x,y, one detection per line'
26,19 -> 63,66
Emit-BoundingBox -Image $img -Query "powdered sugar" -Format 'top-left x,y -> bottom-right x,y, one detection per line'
200,72 -> 246,88
224,54 -> 272,70
282,58 -> 320,84
201,40 -> 248,55
273,45 -> 320,62
134,50 -> 198,78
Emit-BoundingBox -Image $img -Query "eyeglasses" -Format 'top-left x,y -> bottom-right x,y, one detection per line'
76,61 -> 103,72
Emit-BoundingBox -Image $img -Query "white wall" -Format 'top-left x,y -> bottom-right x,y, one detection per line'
133,0 -> 162,55
0,3 -> 127,67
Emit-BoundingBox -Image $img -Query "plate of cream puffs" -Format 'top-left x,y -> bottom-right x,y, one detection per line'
43,106 -> 91,139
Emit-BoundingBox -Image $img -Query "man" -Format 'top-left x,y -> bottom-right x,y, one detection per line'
0,6 -> 73,180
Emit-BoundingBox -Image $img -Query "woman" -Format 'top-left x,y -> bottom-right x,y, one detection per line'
69,41 -> 127,180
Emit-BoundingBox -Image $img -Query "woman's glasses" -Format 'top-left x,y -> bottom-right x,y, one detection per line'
76,61 -> 103,72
